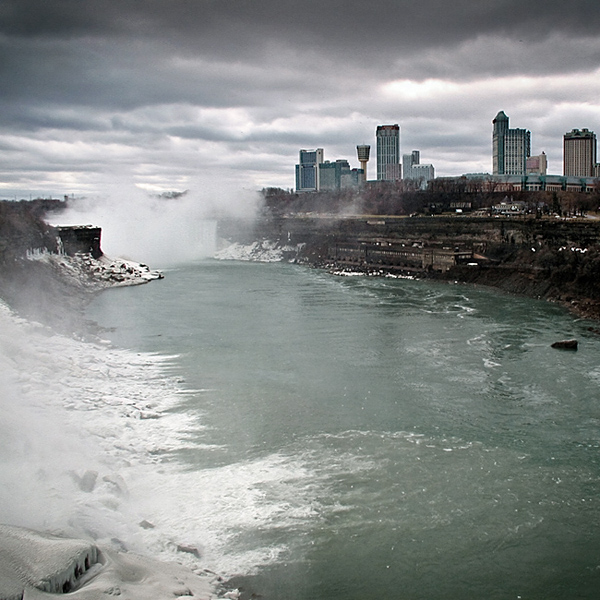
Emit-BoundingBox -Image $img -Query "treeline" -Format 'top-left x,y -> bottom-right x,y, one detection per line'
262,182 -> 600,217
0,199 -> 66,262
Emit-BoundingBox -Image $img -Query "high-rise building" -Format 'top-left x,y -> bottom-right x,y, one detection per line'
526,152 -> 547,175
492,111 -> 508,175
492,111 -> 530,176
402,150 -> 420,175
402,150 -> 434,189
295,148 -> 324,192
320,159 -> 355,190
563,129 -> 597,177
376,125 -> 400,181
505,128 -> 531,175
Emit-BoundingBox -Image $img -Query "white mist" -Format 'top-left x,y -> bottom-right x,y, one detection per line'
50,178 -> 262,268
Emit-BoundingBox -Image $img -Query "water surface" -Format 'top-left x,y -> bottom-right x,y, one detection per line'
85,260 -> 600,599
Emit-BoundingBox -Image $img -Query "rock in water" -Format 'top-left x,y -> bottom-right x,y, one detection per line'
176,543 -> 201,558
551,339 -> 578,350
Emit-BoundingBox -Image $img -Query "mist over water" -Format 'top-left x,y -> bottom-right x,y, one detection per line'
50,179 -> 261,266
0,303 -> 194,552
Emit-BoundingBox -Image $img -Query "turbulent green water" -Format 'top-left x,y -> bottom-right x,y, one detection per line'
86,259 -> 600,599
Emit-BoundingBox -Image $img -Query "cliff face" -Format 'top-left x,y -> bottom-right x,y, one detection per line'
0,200 -> 100,263
55,226 -> 103,259
246,214 -> 600,250
224,213 -> 600,320
0,201 -> 60,263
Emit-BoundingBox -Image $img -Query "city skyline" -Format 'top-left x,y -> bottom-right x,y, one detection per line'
294,113 -> 598,191
1,1 -> 600,200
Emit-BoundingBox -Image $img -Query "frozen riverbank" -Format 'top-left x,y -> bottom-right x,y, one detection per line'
0,294 -> 229,599
27,251 -> 164,290
0,524 -> 216,600
0,249 -> 232,599
0,251 -> 163,337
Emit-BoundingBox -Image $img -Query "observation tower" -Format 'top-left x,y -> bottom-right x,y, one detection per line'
356,145 -> 370,181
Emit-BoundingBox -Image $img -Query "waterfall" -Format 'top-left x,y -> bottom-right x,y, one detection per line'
196,219 -> 218,257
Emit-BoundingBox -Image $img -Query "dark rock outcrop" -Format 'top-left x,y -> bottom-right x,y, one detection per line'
551,339 -> 578,350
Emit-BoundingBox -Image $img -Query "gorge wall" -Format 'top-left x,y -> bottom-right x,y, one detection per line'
220,213 -> 600,320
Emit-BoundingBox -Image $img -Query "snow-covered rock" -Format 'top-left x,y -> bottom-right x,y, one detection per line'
0,524 -> 98,596
214,240 -> 304,263
26,251 -> 163,291
0,525 -> 216,599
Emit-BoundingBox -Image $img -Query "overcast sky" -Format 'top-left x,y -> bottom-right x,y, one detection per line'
2,0 -> 600,200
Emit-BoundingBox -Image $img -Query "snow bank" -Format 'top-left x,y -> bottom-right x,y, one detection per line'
214,241 -> 304,263
0,525 -> 215,599
0,524 -> 98,597
26,251 -> 163,291
0,302 -> 221,599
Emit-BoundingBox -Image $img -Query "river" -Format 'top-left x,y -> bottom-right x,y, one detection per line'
80,259 -> 600,599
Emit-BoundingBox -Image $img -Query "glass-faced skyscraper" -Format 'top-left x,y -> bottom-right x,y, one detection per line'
376,125 -> 400,180
492,111 -> 530,176
295,148 -> 324,192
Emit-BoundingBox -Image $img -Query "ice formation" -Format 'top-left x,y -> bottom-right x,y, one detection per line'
214,240 -> 304,262
0,524 -> 99,598
0,524 -> 218,599
26,251 -> 163,290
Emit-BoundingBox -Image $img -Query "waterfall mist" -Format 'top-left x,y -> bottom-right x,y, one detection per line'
51,179 -> 262,267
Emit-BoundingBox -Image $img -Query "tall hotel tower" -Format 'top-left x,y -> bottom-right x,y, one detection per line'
295,148 -> 324,192
563,129 -> 597,177
376,125 -> 400,180
492,111 -> 530,176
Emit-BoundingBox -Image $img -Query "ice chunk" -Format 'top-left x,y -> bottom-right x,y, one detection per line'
0,524 -> 99,596
0,525 -> 216,599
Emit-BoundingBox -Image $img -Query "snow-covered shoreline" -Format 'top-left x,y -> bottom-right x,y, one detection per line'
0,253 -> 235,599
0,295 -> 229,600
26,250 -> 164,291
0,524 -> 217,599
214,240 -> 305,263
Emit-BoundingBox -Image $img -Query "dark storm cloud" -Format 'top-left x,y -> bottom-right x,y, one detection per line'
1,0 -> 600,195
4,0 -> 600,65
0,1 -> 587,40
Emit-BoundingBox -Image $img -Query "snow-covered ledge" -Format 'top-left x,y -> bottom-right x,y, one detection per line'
26,250 -> 163,291
0,524 -> 99,597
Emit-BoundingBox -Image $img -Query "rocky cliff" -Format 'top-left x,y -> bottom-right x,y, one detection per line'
221,213 -> 600,320
0,200 -> 161,334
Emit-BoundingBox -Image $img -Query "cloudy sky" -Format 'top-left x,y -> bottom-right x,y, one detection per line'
2,0 -> 600,200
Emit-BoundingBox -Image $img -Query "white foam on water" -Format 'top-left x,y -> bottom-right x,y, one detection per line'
0,300 -> 333,580
5,290 -> 590,595
0,300 -> 195,541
